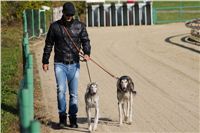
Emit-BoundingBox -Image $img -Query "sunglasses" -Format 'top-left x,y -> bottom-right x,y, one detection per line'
64,14 -> 74,17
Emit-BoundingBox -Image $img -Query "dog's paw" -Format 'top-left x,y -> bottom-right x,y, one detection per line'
88,125 -> 92,131
127,121 -> 132,125
93,126 -> 97,131
119,122 -> 123,127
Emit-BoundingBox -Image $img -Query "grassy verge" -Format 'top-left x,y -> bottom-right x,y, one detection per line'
1,25 -> 23,133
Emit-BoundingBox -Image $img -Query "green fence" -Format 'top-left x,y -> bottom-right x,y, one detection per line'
18,31 -> 40,133
24,9 -> 52,38
18,9 -> 51,133
153,6 -> 200,24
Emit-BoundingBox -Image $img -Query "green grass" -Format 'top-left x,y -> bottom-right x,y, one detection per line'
153,1 -> 200,8
156,12 -> 200,23
153,1 -> 200,24
1,25 -> 23,133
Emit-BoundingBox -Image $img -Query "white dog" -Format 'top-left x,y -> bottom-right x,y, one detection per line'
85,82 -> 99,131
117,76 -> 136,126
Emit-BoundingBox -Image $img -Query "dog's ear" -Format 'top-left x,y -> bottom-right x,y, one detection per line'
117,78 -> 122,90
87,83 -> 91,88
127,76 -> 134,91
94,82 -> 98,86
86,83 -> 91,93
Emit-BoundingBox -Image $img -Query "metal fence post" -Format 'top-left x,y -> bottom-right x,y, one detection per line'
25,54 -> 34,120
153,8 -> 157,24
42,11 -> 47,33
23,11 -> 27,33
31,9 -> 35,37
21,89 -> 31,133
30,120 -> 41,133
23,33 -> 29,74
38,10 -> 41,36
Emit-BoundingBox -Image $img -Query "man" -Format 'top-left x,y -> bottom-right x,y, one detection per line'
42,2 -> 91,128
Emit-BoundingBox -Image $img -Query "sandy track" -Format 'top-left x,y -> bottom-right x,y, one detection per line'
33,23 -> 199,133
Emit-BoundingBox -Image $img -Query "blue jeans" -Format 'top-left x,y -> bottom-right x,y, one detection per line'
54,63 -> 80,117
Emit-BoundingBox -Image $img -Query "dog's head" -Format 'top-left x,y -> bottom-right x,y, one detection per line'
117,75 -> 135,93
87,82 -> 98,95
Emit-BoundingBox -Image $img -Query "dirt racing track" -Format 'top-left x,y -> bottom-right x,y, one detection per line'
33,23 -> 199,133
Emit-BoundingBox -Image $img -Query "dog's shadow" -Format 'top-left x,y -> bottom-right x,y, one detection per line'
78,117 -> 118,127
77,117 -> 88,124
98,117 -> 118,126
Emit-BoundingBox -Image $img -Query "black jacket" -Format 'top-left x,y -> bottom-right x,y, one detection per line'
42,16 -> 91,64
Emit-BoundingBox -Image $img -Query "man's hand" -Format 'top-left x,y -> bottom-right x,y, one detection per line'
42,64 -> 49,72
84,54 -> 90,61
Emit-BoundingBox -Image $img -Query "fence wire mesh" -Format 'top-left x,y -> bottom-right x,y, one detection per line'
153,6 -> 200,24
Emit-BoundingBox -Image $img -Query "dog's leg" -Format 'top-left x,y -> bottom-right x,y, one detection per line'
88,108 -> 92,131
118,102 -> 123,126
86,106 -> 92,131
127,96 -> 130,124
123,103 -> 128,122
86,106 -> 89,129
93,106 -> 99,131
129,92 -> 133,124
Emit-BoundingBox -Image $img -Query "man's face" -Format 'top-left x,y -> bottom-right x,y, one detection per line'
65,15 -> 73,22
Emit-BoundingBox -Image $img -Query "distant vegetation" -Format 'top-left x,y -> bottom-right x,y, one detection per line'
1,1 -> 86,26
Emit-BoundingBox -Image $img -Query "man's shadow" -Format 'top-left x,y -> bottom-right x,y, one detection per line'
78,117 -> 118,126
47,118 -> 88,132
47,117 -> 118,132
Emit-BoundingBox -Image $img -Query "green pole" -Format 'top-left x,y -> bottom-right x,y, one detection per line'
23,32 -> 29,46
25,68 -> 34,120
44,11 -> 47,33
21,89 -> 31,132
30,120 -> 41,133
24,44 -> 30,60
27,54 -> 33,68
32,9 -> 35,37
23,10 -> 27,33
25,55 -> 34,120
38,10 -> 41,36
153,8 -> 157,24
